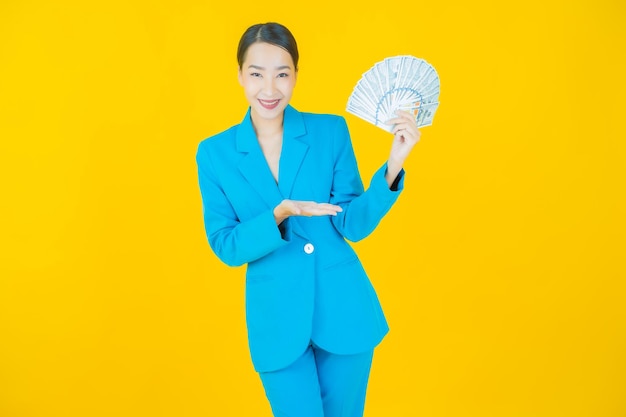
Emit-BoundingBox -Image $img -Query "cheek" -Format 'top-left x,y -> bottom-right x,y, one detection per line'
280,79 -> 296,94
242,80 -> 258,96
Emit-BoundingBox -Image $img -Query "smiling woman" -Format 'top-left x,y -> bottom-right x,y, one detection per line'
238,43 -> 296,122
195,22 -> 422,417
237,40 -> 298,183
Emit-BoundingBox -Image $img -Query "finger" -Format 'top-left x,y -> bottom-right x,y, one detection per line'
391,122 -> 407,133
386,115 -> 417,130
394,129 -> 420,146
296,201 -> 343,212
299,206 -> 342,217
392,123 -> 415,136
397,127 -> 420,142
309,207 -> 342,216
395,109 -> 417,123
397,109 -> 421,126
317,203 -> 343,212
392,117 -> 419,132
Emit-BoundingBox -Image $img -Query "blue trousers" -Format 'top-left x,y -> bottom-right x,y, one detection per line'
258,341 -> 374,417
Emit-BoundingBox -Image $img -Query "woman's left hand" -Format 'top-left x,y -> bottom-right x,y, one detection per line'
384,110 -> 421,186
386,109 -> 421,164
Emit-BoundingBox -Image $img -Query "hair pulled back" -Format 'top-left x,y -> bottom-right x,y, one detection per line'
237,22 -> 299,70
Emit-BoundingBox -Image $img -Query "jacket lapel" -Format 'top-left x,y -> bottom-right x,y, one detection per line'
235,105 -> 310,209
236,109 -> 284,209
278,105 -> 309,198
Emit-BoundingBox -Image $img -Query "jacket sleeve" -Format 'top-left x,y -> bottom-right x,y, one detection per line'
196,143 -> 292,267
329,117 -> 405,242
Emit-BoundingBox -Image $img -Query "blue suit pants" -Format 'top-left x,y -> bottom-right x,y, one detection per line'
259,341 -> 374,417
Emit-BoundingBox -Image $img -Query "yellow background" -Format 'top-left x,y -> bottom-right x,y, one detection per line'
1,1 -> 625,416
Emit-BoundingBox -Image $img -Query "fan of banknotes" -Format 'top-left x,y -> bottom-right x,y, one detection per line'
346,55 -> 440,132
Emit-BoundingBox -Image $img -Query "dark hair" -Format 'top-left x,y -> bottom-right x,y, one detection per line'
237,22 -> 299,70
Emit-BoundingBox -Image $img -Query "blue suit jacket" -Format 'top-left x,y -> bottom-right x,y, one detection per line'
196,105 -> 405,372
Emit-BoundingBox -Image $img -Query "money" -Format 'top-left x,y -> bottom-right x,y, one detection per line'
346,56 -> 440,132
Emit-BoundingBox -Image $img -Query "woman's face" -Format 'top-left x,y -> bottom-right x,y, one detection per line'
238,42 -> 297,125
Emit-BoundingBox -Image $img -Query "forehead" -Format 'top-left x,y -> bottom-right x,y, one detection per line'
243,42 -> 294,68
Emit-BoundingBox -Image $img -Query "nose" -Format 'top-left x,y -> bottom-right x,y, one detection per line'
263,77 -> 276,96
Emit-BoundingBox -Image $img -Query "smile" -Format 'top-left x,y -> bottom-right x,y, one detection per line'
259,99 -> 280,110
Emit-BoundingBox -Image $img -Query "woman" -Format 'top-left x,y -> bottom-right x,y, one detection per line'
196,22 -> 420,417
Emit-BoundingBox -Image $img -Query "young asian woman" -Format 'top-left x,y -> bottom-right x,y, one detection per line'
196,22 -> 421,417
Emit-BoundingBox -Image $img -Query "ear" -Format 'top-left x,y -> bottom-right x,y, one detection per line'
237,67 -> 243,86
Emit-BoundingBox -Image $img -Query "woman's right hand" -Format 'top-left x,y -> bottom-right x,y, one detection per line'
273,199 -> 343,225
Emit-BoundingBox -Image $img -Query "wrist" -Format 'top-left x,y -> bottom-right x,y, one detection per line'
385,161 -> 403,190
273,204 -> 288,225
386,158 -> 403,176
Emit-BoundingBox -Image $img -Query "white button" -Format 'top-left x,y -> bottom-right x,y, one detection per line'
304,243 -> 315,254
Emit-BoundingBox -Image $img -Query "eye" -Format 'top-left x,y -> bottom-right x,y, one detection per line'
250,72 -> 261,78
277,73 -> 289,78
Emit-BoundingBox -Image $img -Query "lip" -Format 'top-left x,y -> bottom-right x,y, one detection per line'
258,99 -> 280,110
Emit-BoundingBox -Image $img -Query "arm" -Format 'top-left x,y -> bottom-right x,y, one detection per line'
330,113 -> 420,241
196,143 -> 292,267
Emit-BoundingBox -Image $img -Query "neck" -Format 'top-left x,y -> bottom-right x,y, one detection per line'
251,110 -> 284,138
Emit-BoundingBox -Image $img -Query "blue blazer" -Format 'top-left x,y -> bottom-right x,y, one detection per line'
196,105 -> 405,372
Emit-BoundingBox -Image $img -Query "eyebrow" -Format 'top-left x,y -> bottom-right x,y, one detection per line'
247,64 -> 292,71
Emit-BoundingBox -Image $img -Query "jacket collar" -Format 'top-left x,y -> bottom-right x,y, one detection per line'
235,104 -> 306,151
235,105 -> 310,206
